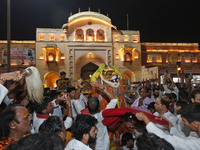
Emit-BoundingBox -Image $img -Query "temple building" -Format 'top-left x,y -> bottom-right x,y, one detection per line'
0,10 -> 199,89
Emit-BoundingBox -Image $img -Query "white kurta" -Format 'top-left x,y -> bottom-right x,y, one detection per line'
65,139 -> 92,150
71,94 -> 87,120
32,111 -> 72,133
0,84 -> 8,105
93,98 -> 118,150
163,84 -> 179,100
146,122 -> 200,150
154,111 -> 178,126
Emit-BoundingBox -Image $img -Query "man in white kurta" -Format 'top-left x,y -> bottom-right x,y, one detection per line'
154,97 -> 178,133
88,81 -> 118,150
66,139 -> 92,150
135,104 -> 200,150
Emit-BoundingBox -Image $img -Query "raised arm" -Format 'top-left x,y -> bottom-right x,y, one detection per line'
90,81 -> 116,100
74,78 -> 84,100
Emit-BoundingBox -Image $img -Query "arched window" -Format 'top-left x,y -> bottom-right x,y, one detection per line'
75,29 -> 84,41
96,29 -> 105,41
47,52 -> 55,61
124,52 -> 132,62
86,29 -> 95,41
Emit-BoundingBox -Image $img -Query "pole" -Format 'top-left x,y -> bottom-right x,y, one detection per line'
7,0 -> 11,72
127,14 -> 129,30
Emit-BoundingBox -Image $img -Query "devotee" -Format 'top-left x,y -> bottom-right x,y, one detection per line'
52,91 -> 72,121
174,101 -> 190,137
162,72 -> 179,100
131,87 -> 153,113
56,71 -> 70,90
74,78 -> 88,110
154,97 -> 178,133
151,86 -> 161,102
136,133 -> 174,150
121,132 -> 135,150
135,103 -> 200,150
0,104 -> 32,149
190,88 -> 200,103
32,96 -> 54,133
87,81 -> 118,150
147,102 -> 156,114
67,82 -> 86,120
65,114 -> 98,150
39,116 -> 67,146
6,132 -> 65,150
32,96 -> 72,133
0,71 -> 21,105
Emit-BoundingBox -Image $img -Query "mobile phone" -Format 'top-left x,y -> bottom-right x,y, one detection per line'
166,70 -> 169,74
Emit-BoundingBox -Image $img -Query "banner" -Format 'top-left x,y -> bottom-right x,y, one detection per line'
147,54 -> 162,63
1,48 -> 35,65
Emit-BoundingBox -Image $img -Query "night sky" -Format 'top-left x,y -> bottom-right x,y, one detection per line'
0,0 -> 199,44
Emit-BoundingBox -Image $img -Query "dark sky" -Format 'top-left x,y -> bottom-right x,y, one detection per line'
0,0 -> 199,43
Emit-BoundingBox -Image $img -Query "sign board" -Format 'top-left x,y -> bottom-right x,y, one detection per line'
1,48 -> 35,65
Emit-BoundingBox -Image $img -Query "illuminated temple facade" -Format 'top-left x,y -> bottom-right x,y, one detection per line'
0,11 -> 199,88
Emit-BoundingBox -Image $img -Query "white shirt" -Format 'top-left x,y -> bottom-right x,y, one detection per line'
51,100 -> 73,129
163,84 -> 179,100
32,112 -> 47,133
3,96 -> 14,106
71,94 -> 87,119
93,98 -> 118,150
154,111 -> 178,126
146,122 -> 200,150
32,111 -> 72,133
65,139 -> 92,150
0,84 -> 8,105
153,111 -> 178,133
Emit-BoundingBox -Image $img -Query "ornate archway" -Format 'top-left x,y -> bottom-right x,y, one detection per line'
81,62 -> 99,80
75,52 -> 105,81
43,71 -> 59,88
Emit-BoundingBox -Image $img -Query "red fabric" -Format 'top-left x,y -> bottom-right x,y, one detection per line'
102,108 -> 169,130
81,108 -> 89,115
36,113 -> 50,119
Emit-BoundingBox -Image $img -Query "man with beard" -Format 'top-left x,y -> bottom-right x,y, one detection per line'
87,81 -> 118,150
65,114 -> 98,150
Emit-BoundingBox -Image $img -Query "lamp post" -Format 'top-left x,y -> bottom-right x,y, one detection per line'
7,0 -> 11,72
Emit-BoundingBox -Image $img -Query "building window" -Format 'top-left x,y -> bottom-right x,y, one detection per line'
114,36 -> 120,41
39,35 -> 45,41
123,36 -> 129,41
132,36 -> 138,43
60,35 -> 65,41
49,35 -> 55,41
124,52 -> 132,62
75,29 -> 84,41
47,52 -> 55,61
96,29 -> 105,41
147,54 -> 162,63
86,29 -> 95,42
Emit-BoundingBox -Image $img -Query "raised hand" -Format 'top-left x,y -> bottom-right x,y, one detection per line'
90,81 -> 103,90
77,78 -> 84,89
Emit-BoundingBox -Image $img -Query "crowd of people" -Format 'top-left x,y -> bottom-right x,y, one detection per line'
0,69 -> 200,150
